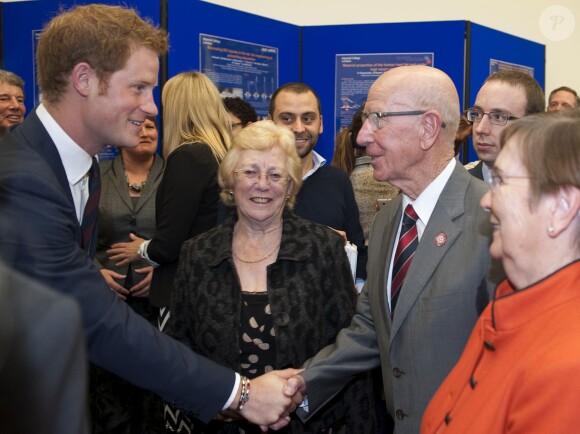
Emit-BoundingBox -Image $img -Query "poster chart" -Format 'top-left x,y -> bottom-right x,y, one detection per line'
334,53 -> 434,134
490,59 -> 534,77
200,34 -> 278,119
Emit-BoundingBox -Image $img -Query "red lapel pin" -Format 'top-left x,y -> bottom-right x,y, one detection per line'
434,232 -> 447,246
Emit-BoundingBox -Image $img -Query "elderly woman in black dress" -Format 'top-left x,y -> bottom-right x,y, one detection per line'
166,120 -> 375,433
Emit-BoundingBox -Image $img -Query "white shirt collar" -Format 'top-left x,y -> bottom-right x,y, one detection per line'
302,150 -> 326,181
402,158 -> 456,229
36,103 -> 93,186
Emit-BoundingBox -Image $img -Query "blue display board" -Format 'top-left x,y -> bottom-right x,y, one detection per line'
2,2 -> 544,163
168,0 -> 300,88
302,21 -> 467,161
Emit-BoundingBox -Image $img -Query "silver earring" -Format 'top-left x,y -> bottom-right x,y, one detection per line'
548,226 -> 554,234
229,189 -> 234,196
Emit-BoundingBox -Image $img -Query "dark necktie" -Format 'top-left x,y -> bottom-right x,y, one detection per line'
391,204 -> 419,314
81,157 -> 101,256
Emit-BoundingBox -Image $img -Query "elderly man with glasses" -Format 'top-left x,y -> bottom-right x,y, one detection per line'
282,65 -> 504,434
466,70 -> 544,183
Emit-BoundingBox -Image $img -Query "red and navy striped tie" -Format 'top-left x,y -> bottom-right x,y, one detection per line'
80,157 -> 101,256
391,204 -> 419,315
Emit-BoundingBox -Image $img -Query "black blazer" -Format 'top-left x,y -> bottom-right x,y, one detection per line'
0,110 -> 234,422
148,142 -> 220,307
467,160 -> 484,181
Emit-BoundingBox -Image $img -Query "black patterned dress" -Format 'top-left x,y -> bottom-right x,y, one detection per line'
239,292 -> 276,376
233,293 -> 277,434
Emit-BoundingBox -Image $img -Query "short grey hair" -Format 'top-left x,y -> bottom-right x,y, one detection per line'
0,70 -> 25,91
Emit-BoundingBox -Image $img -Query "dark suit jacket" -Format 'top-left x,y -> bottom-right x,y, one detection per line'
0,110 -> 235,422
0,260 -> 88,434
96,154 -> 164,286
298,162 -> 503,434
147,143 -> 220,307
467,160 -> 484,180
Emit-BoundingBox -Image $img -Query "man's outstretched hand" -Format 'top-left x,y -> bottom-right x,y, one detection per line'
233,368 -> 305,432
267,374 -> 308,431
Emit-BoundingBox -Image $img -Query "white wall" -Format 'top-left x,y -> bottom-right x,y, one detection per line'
204,0 -> 579,103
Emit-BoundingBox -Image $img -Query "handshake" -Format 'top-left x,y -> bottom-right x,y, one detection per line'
221,369 -> 308,432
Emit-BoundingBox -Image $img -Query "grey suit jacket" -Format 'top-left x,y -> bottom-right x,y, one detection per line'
299,162 -> 503,434
95,154 -> 164,285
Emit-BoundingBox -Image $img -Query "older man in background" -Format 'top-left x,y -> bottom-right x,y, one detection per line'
546,85 -> 579,112
0,70 -> 26,137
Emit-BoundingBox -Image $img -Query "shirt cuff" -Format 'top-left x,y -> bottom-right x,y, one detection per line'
222,373 -> 241,411
138,240 -> 160,267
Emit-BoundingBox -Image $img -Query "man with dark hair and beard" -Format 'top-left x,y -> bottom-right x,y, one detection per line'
269,83 -> 367,285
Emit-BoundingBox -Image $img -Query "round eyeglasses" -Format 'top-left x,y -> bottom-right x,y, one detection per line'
235,169 -> 290,186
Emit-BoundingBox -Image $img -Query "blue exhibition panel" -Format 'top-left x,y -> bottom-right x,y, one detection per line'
469,22 -> 545,100
2,2 -> 544,163
167,0 -> 300,88
301,21 -> 468,161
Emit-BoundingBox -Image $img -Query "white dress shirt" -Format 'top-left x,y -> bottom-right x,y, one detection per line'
36,104 -> 93,223
302,150 -> 326,181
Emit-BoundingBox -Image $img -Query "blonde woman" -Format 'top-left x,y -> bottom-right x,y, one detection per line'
109,71 -> 231,326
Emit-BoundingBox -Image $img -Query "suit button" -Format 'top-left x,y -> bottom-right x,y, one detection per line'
393,368 -> 405,378
395,409 -> 407,420
469,376 -> 477,389
274,312 -> 290,326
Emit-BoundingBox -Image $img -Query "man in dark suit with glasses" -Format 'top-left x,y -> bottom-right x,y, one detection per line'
466,71 -> 544,183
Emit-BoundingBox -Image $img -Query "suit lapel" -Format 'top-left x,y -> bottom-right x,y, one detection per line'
390,164 -> 468,338
110,155 -> 163,215
16,110 -> 74,207
110,157 -> 134,212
